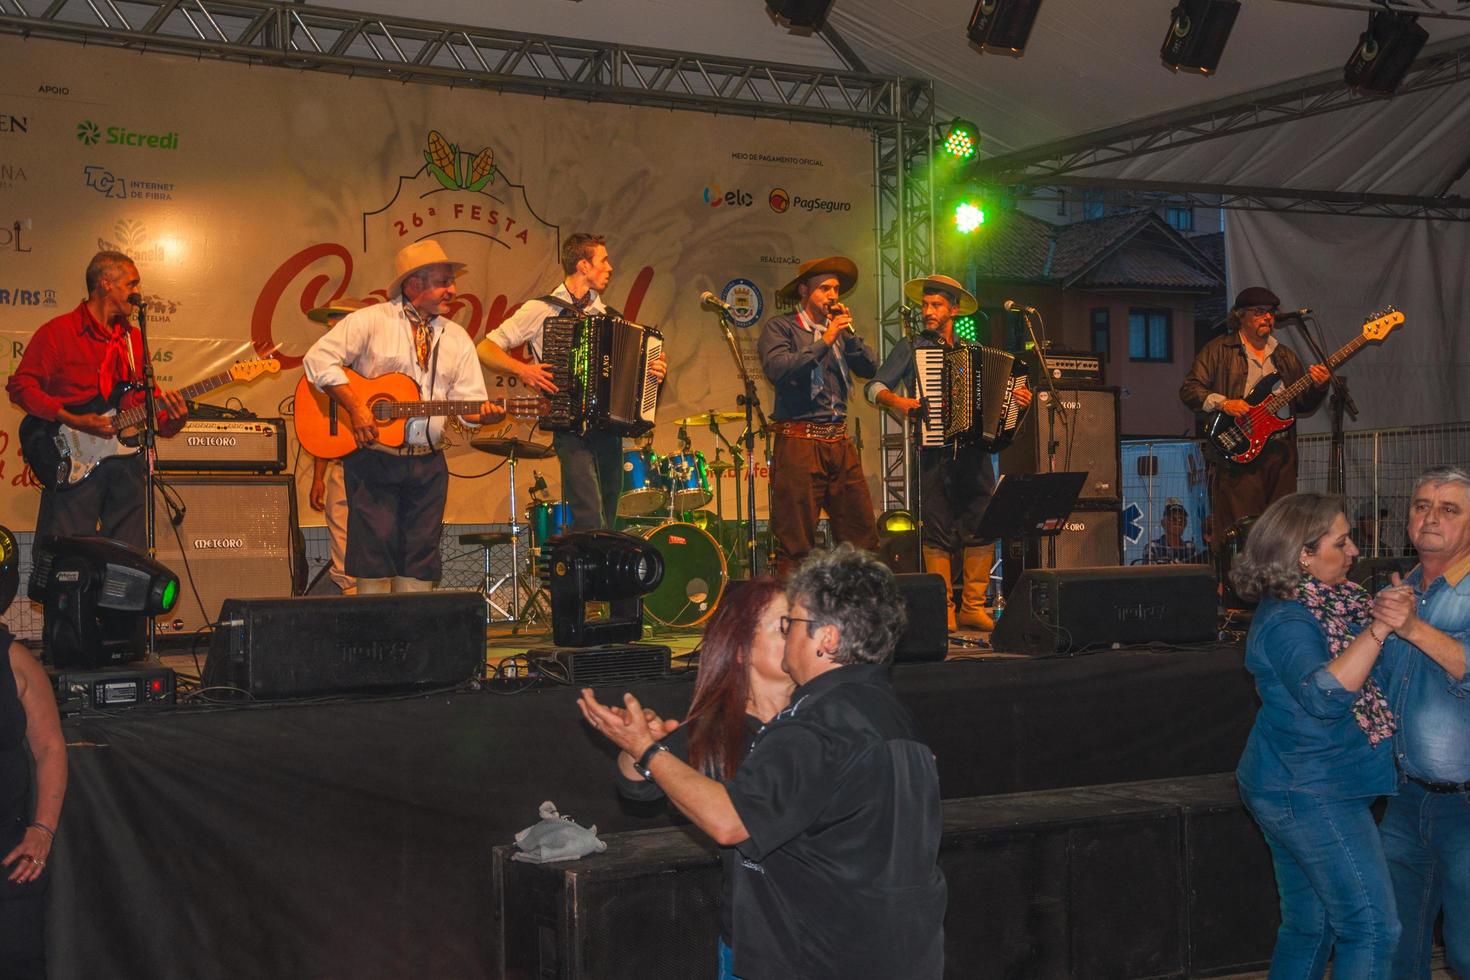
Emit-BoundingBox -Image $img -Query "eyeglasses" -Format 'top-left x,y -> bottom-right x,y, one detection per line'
779,615 -> 819,636
1242,306 -> 1277,318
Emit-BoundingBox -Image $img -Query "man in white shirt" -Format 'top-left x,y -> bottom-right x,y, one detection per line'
303,240 -> 503,594
478,233 -> 666,531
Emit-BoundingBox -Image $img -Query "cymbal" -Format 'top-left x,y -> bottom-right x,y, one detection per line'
706,460 -> 735,474
672,410 -> 744,427
469,435 -> 557,459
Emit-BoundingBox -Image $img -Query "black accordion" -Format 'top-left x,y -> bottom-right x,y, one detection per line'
913,343 -> 1028,450
539,314 -> 663,437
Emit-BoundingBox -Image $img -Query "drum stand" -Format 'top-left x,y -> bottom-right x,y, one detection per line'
468,433 -> 555,628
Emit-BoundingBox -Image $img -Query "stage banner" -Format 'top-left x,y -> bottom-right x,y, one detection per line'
0,36 -> 879,530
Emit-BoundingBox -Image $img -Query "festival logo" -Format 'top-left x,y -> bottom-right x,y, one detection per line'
97,219 -> 170,265
76,119 -> 179,151
0,114 -> 26,135
0,287 -> 57,307
703,185 -> 754,208
1,220 -> 31,253
0,163 -> 27,191
720,278 -> 763,329
768,188 -> 789,213
83,166 -> 174,202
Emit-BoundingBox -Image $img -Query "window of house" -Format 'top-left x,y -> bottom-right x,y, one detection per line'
1090,307 -> 1110,362
1165,207 -> 1194,232
1128,308 -> 1172,362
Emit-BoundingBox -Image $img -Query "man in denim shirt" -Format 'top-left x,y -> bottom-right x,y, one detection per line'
1373,464 -> 1470,978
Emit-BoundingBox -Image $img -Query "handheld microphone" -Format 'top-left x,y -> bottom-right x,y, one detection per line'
828,301 -> 855,333
699,290 -> 734,314
127,292 -> 143,307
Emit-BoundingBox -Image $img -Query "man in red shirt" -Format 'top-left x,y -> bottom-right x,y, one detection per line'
6,250 -> 188,547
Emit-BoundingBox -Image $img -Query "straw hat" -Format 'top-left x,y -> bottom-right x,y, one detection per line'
306,297 -> 368,325
387,239 -> 467,298
776,255 -> 858,305
903,274 -> 978,315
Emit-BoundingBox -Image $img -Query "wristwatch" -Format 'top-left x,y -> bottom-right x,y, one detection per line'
634,742 -> 670,781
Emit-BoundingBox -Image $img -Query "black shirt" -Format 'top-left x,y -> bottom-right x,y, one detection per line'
725,663 -> 946,980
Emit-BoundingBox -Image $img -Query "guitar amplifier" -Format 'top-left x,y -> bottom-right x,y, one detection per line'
155,418 -> 286,472
1015,349 -> 1104,385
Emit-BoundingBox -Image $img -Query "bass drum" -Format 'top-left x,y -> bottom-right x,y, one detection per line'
634,522 -> 727,627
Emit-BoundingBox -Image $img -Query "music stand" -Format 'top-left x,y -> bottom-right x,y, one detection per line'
973,472 -> 1086,603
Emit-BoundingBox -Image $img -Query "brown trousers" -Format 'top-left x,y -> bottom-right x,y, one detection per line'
770,433 -> 879,577
1210,437 -> 1297,551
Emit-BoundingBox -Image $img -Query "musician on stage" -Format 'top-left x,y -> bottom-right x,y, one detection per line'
302,240 -> 503,594
866,275 -> 1032,631
6,250 -> 188,548
478,233 -> 667,532
305,298 -> 368,595
1180,287 -> 1329,553
759,255 -> 880,577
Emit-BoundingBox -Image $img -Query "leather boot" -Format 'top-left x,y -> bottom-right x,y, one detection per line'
922,546 -> 957,632
356,577 -> 393,595
957,544 -> 995,631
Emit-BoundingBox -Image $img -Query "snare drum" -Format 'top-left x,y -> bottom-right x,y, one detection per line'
527,501 -> 574,551
618,449 -> 667,517
634,522 -> 727,627
659,452 -> 712,511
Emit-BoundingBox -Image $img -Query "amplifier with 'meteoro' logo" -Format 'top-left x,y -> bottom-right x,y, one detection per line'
154,418 -> 286,472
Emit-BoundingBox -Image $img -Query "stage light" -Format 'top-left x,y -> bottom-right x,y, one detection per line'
28,535 -> 180,669
955,202 -> 986,234
878,510 -> 917,535
1345,9 -> 1428,98
766,0 -> 833,30
954,314 -> 980,343
967,0 -> 1045,55
543,530 -> 664,647
942,119 -> 980,160
1160,0 -> 1240,75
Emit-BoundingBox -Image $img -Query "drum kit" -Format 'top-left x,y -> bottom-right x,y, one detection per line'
473,409 -> 757,630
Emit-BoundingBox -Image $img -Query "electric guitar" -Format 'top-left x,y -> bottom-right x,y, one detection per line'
1206,307 -> 1405,465
293,368 -> 550,459
19,358 -> 281,491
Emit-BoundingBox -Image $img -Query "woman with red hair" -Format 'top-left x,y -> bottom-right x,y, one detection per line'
614,578 -> 793,978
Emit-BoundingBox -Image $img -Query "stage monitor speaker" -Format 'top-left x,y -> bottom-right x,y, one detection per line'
152,475 -> 303,636
877,530 -> 922,573
894,572 -> 947,663
203,592 -> 485,699
991,565 -> 1217,656
1044,507 -> 1122,569
1000,386 -> 1120,504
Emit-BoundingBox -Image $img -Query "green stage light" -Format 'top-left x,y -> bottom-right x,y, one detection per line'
954,314 -> 979,343
954,202 -> 986,233
942,119 -> 980,160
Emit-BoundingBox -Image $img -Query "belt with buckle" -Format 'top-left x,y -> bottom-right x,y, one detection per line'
367,442 -> 440,457
1407,773 -> 1470,794
771,419 -> 847,441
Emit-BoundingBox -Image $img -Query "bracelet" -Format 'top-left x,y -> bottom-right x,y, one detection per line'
634,742 -> 669,781
1367,624 -> 1387,645
28,822 -> 55,838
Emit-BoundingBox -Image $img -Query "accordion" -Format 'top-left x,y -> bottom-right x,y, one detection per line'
539,314 -> 663,437
913,343 -> 1028,450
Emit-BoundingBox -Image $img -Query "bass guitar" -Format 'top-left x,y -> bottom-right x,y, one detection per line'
19,358 -> 281,491
293,368 -> 549,459
1206,307 -> 1405,465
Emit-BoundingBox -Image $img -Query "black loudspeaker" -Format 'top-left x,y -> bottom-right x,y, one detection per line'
894,572 -> 948,663
967,0 -> 1044,54
1042,507 -> 1122,568
1000,386 -> 1120,504
992,565 -> 1217,656
1161,0 -> 1241,75
765,0 -> 832,29
202,592 -> 485,699
877,530 -> 922,573
153,475 -> 303,636
1345,9 -> 1429,97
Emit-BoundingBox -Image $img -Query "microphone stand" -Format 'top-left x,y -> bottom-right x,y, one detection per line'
707,303 -> 767,578
1018,306 -> 1065,569
1287,313 -> 1356,494
134,299 -> 161,657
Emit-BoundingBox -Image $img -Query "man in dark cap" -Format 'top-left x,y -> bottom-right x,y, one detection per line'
759,256 -> 880,576
867,274 -> 1032,630
1180,286 -> 1330,550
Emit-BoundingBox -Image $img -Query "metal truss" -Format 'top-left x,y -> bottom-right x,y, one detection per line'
974,34 -> 1470,184
0,0 -> 928,127
1273,0 -> 1470,20
1018,177 -> 1470,221
873,116 -> 935,512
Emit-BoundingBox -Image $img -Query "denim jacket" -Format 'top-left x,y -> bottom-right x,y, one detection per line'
1380,560 -> 1470,785
1237,595 -> 1397,798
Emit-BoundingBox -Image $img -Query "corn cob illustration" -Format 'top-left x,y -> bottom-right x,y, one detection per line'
466,146 -> 496,191
424,129 -> 460,191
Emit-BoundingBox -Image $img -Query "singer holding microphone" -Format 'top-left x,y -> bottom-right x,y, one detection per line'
7,250 -> 189,547
758,255 -> 880,576
1180,286 -> 1330,554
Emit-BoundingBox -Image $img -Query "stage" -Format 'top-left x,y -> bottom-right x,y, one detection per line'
43,639 -> 1259,979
